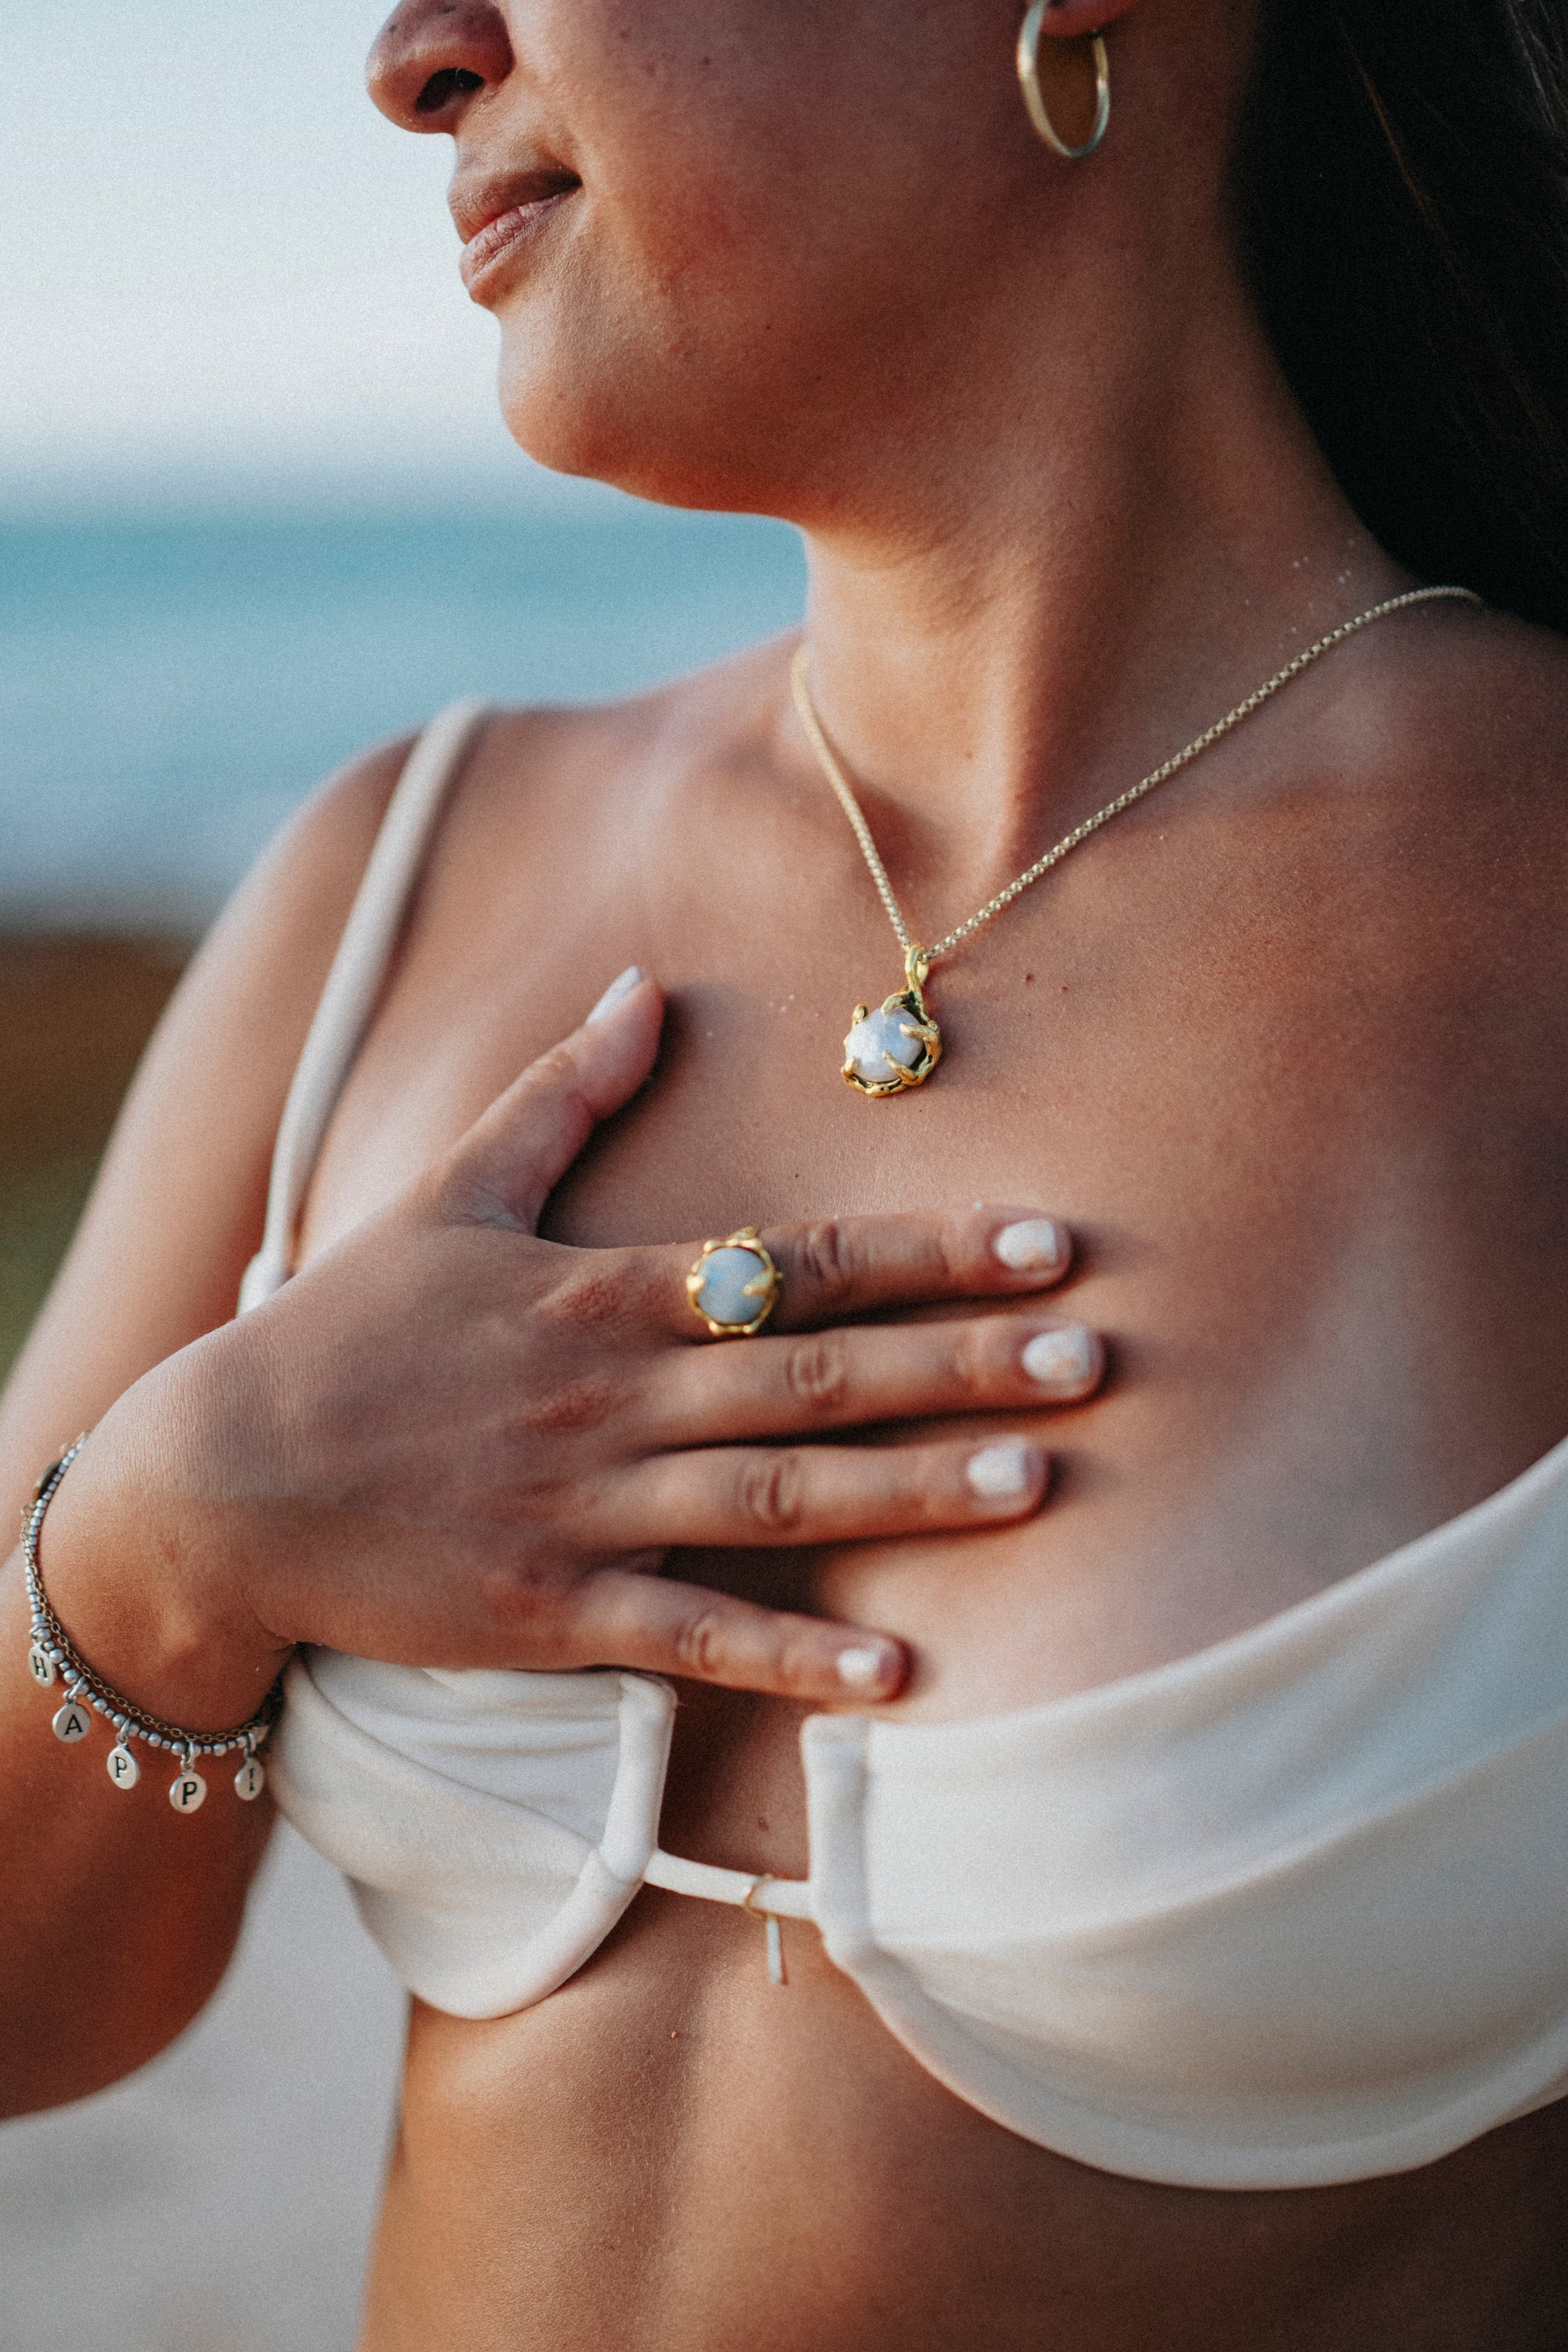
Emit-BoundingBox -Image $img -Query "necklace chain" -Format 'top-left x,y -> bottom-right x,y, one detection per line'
790,586 -> 1482,970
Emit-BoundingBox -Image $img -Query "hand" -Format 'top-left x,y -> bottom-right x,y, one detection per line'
52,973 -> 1102,1716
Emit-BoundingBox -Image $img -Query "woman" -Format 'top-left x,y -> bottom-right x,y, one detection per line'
6,0 -> 1568,2344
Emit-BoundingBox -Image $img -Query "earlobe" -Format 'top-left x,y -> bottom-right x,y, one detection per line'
1029,0 -> 1144,32
1017,6 -> 1113,160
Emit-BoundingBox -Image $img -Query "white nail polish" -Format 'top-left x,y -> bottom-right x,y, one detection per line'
1022,1326 -> 1095,1388
587,964 -> 645,1024
966,1440 -> 1038,1500
837,1645 -> 890,1689
993,1217 -> 1067,1274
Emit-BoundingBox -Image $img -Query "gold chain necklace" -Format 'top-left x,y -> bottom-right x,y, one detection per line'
790,586 -> 1480,1096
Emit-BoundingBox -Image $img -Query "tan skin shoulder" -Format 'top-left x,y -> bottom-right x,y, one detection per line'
1302,604 -> 1568,844
1264,605 -> 1568,1059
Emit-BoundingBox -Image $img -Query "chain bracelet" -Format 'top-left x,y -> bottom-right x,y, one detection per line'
22,1437 -> 282,1814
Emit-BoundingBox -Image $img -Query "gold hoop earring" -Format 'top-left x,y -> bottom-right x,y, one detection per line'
1016,6 -> 1110,160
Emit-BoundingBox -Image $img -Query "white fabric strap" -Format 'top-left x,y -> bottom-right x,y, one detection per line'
239,700 -> 492,1313
643,1846 -> 814,1919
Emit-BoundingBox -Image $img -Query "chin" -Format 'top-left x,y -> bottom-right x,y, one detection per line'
495,343 -> 779,516
489,257 -> 837,518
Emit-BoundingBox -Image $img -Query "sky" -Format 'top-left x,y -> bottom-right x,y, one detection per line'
0,0 -> 583,508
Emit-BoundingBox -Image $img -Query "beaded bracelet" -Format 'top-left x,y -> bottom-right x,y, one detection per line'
22,1437 -> 282,1814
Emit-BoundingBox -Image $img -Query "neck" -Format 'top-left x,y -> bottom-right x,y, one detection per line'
786,186 -> 1400,906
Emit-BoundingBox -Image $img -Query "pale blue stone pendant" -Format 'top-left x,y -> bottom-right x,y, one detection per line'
843,948 -> 942,1096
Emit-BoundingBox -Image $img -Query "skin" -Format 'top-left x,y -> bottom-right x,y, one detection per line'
3,0 -> 1568,2346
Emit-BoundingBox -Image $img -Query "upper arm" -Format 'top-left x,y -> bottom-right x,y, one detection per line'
0,735 -> 414,1524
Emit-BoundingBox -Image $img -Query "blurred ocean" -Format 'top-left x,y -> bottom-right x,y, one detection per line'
0,500 -> 807,931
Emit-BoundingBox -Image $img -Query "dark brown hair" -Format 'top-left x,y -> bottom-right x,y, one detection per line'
1238,0 -> 1568,631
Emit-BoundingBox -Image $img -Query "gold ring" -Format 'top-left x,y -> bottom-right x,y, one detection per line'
685,1227 -> 782,1338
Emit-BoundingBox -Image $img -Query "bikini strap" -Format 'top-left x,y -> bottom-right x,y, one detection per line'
238,700 -> 492,1313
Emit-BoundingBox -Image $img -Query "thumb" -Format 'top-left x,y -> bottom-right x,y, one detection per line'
440,967 -> 662,1233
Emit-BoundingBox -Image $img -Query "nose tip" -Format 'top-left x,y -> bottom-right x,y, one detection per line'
367,0 -> 513,132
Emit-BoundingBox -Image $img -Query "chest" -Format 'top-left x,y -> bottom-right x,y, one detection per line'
298,755 -> 1568,1705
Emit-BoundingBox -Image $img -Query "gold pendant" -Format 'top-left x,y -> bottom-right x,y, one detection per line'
842,948 -> 943,1096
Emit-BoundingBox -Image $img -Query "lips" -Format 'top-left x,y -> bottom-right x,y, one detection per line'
452,166 -> 580,291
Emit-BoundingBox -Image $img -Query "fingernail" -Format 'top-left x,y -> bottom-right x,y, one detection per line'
966,1439 -> 1040,1501
1021,1325 -> 1096,1391
838,1644 -> 895,1690
993,1217 -> 1068,1275
587,964 -> 645,1024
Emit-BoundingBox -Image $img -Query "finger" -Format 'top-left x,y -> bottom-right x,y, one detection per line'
651,1315 -> 1104,1444
769,1207 -> 1077,1328
641,1204 -> 1075,1339
558,1568 -> 911,1703
437,969 -> 662,1234
590,1433 -> 1049,1550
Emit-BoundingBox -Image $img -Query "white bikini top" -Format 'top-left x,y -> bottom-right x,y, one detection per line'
251,706 -> 1568,2192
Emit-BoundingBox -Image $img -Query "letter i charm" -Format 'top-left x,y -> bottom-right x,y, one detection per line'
234,1741 -> 267,1802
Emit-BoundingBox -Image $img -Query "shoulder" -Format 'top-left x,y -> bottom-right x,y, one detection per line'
457,633 -> 795,801
1255,599 -> 1568,915
400,638 -> 799,914
1280,600 -> 1568,1068
1384,607 -> 1568,926
151,729 -> 421,1114
201,640 -> 786,1022
106,720 -> 427,1165
1321,599 -> 1568,807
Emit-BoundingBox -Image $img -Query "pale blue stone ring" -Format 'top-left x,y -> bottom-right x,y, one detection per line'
686,1227 -> 782,1338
